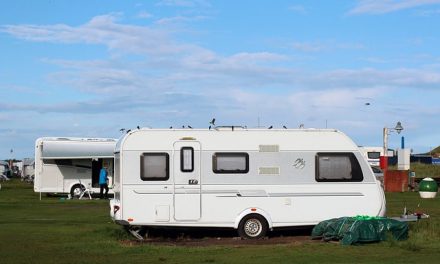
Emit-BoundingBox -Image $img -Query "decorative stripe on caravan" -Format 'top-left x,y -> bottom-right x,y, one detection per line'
133,189 -> 364,197
267,192 -> 364,197
209,190 -> 364,197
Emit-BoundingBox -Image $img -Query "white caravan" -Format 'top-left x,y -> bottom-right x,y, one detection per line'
359,147 -> 382,166
34,137 -> 116,197
0,160 -> 10,177
22,158 -> 35,178
110,128 -> 386,239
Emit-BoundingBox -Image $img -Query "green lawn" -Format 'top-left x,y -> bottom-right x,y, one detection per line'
389,163 -> 440,178
1,180 -> 440,263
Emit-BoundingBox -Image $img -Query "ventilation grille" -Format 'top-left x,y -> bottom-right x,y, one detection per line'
259,167 -> 280,175
259,145 -> 279,152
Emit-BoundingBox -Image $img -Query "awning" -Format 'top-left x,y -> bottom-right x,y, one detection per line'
41,139 -> 116,159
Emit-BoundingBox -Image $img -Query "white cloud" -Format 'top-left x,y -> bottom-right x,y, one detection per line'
291,40 -> 364,53
348,0 -> 440,15
137,11 -> 153,19
0,14 -> 184,56
156,0 -> 210,8
214,86 -> 389,132
287,88 -> 383,114
360,57 -> 389,64
154,15 -> 208,25
2,14 -> 440,157
292,41 -> 325,52
3,16 -> 439,94
288,5 -> 307,14
223,52 -> 287,64
415,8 -> 440,16
316,68 -> 440,87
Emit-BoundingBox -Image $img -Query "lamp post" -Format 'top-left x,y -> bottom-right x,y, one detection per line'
381,121 -> 403,171
9,149 -> 13,177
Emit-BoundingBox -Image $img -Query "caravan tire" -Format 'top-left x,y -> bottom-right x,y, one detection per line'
238,214 -> 268,239
70,184 -> 83,198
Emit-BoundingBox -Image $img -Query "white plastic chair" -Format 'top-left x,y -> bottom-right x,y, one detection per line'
78,181 -> 93,200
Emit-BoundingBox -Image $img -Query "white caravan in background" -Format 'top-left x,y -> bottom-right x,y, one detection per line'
22,158 -> 35,178
110,128 -> 386,239
359,147 -> 382,167
359,146 -> 394,167
34,137 -> 116,197
0,160 -> 10,177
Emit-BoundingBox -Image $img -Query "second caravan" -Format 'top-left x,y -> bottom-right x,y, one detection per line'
110,128 -> 385,239
34,137 -> 116,197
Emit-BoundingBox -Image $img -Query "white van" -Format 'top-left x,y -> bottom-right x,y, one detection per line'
110,128 -> 385,239
359,147 -> 382,167
34,137 -> 116,197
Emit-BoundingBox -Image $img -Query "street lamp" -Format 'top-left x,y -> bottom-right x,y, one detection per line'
381,121 -> 403,171
10,148 -> 13,173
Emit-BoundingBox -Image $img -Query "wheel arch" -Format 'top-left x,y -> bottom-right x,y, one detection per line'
69,181 -> 83,191
234,208 -> 273,230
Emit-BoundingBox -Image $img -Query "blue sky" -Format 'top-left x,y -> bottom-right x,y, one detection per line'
1,0 -> 440,159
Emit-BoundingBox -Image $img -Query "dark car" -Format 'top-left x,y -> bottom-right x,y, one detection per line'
371,166 -> 384,186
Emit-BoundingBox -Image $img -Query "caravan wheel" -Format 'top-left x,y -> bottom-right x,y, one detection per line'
238,214 -> 268,239
70,184 -> 83,198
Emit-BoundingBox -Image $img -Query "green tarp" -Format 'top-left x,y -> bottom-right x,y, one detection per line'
311,216 -> 408,245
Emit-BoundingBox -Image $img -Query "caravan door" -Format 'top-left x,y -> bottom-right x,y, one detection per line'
173,141 -> 201,221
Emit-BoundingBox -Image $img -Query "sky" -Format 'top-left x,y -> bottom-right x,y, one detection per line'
1,0 -> 440,159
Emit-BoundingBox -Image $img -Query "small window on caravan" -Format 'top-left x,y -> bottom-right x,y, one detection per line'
212,153 -> 249,174
315,153 -> 363,182
140,153 -> 169,181
181,147 -> 194,172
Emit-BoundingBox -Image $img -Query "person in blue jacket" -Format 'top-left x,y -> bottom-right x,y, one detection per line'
99,166 -> 109,199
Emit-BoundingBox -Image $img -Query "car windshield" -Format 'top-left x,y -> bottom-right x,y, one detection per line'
368,152 -> 381,159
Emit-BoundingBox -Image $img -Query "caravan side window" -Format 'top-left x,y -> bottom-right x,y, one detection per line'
212,152 -> 249,174
315,153 -> 363,182
140,153 -> 169,181
180,147 -> 194,172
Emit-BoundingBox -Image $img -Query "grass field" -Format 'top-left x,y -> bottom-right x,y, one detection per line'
389,163 -> 440,178
1,180 -> 440,264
